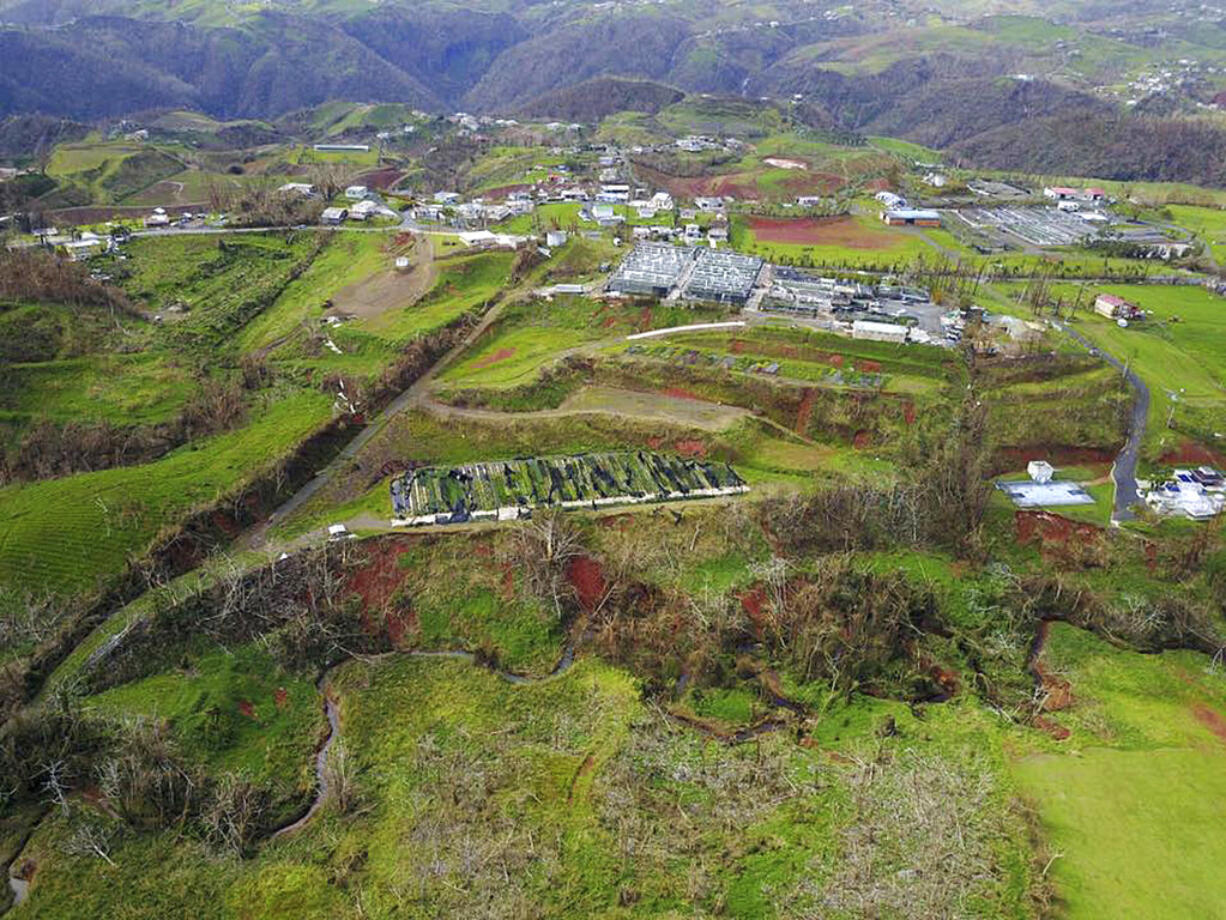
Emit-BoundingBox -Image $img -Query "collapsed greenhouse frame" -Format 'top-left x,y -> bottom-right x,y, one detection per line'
390,451 -> 749,526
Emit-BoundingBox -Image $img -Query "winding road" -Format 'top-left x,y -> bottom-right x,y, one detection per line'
1054,321 -> 1150,523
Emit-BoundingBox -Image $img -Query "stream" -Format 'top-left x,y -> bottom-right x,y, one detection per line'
6,877 -> 27,910
268,644 -> 578,839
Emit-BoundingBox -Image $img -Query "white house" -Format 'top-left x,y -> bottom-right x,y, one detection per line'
278,183 -> 315,197
1027,460 -> 1055,483
344,185 -> 370,201
321,207 -> 348,225
1095,293 -> 1138,319
433,191 -> 461,204
349,200 -> 381,221
852,320 -> 908,344
546,230 -> 568,248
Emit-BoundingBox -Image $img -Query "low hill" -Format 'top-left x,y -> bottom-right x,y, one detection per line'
950,111 -> 1226,187
518,78 -> 684,121
0,113 -> 89,159
462,13 -> 693,112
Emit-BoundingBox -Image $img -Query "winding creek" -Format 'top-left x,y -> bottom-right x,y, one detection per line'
268,645 -> 579,839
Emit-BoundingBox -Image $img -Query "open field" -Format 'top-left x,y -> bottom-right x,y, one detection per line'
1163,204 -> 1226,264
436,295 -> 723,393
0,392 -> 332,594
1050,284 -> 1226,459
731,213 -> 945,267
1012,624 -> 1226,920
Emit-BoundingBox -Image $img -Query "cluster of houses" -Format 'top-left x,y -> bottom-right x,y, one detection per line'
1143,467 -> 1225,520
319,185 -> 400,225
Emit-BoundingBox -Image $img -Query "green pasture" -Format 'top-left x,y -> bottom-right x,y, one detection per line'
1011,623 -> 1226,920
0,392 -> 332,595
438,296 -> 721,390
1059,284 -> 1226,456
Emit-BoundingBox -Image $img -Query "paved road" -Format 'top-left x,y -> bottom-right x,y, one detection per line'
1056,322 -> 1150,523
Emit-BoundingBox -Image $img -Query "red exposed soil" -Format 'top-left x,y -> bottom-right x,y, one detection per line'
238,700 -> 256,720
747,216 -> 894,250
1193,704 -> 1226,744
1015,511 -> 1102,554
274,688 -> 289,709
481,183 -> 533,200
472,347 -> 517,369
865,177 -> 891,192
1160,441 -> 1226,468
902,401 -> 917,425
500,562 -> 515,600
994,445 -> 1115,472
646,436 -> 664,449
567,555 -> 607,612
637,305 -> 653,331
857,359 -> 882,373
782,171 -> 845,195
666,173 -> 761,199
739,588 -> 766,633
674,439 -> 707,458
852,430 -> 873,449
354,167 -> 404,190
602,316 -> 619,328
930,665 -> 961,697
661,387 -> 702,401
1034,716 -> 1071,741
210,511 -> 242,538
346,539 -> 412,612
796,388 -> 816,436
50,204 -> 202,224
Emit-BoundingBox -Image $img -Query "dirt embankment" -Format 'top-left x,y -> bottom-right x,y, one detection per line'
1027,620 -> 1073,740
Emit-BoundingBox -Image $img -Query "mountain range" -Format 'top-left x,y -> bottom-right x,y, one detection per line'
0,1 -> 1224,183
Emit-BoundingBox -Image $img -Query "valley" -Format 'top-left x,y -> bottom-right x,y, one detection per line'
1,6 -> 1225,918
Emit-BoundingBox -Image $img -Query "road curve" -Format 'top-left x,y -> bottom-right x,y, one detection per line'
1056,322 -> 1150,523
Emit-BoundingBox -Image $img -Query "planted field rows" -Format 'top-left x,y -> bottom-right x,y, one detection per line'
391,451 -> 747,523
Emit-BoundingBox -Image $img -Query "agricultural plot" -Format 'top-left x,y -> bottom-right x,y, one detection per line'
390,451 -> 747,524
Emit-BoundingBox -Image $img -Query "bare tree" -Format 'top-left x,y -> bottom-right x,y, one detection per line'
504,512 -> 585,620
63,818 -> 118,867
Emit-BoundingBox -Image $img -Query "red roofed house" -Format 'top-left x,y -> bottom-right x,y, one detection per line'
1044,186 -> 1080,201
1083,187 -> 1107,202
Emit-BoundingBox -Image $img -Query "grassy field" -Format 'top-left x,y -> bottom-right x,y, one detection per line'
437,296 -> 723,391
234,232 -> 391,352
1011,623 -> 1226,920
1164,204 -> 1226,264
1060,284 -> 1226,458
0,392 -> 332,594
731,212 -> 947,268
